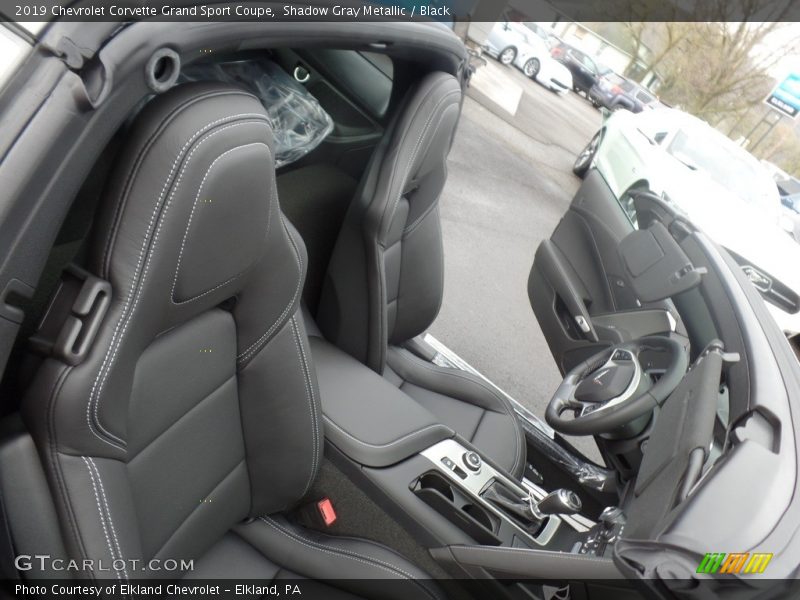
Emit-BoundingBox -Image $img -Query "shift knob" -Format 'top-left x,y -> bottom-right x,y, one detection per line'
534,489 -> 582,516
599,506 -> 625,527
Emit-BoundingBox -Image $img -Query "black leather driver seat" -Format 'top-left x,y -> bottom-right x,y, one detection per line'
317,72 -> 526,478
12,82 -> 442,598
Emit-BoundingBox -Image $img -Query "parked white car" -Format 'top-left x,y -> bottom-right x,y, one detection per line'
574,107 -> 800,337
484,21 -> 573,94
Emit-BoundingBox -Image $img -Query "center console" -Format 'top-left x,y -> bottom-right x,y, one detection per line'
415,439 -> 586,549
337,435 -> 624,583
311,333 -> 623,586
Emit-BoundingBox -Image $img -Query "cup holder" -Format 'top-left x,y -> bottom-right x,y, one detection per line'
462,503 -> 494,531
418,472 -> 454,501
412,471 -> 500,545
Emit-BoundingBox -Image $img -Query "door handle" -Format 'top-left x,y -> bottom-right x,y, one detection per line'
574,315 -> 592,334
534,241 -> 599,343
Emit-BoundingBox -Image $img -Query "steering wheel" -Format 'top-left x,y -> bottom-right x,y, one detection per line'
545,336 -> 688,436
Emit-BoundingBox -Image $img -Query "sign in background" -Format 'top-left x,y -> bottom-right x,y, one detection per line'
765,72 -> 800,119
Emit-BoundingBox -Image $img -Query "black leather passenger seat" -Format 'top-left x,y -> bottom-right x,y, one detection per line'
316,71 -> 527,479
0,81 -> 442,598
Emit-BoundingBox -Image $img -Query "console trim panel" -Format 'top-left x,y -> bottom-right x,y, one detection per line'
421,439 -> 561,546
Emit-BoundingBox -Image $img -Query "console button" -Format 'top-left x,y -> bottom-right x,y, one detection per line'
441,457 -> 456,470
612,350 -> 632,361
452,465 -> 468,479
463,451 -> 482,472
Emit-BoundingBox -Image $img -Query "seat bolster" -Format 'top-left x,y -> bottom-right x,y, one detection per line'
235,516 -> 445,600
386,347 -> 526,479
0,417 -> 69,579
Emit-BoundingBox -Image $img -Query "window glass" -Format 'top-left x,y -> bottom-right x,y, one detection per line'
634,111 -> 669,143
666,129 -> 775,210
0,25 -> 32,90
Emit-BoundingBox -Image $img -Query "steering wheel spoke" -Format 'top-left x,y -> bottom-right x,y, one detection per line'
545,337 -> 689,436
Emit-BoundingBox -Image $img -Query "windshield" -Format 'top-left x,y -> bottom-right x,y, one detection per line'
667,128 -> 776,210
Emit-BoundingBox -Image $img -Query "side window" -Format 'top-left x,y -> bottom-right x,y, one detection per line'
573,52 -> 595,73
618,183 -> 646,228
636,113 -> 669,145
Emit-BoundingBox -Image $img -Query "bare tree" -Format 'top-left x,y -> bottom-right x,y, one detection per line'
659,21 -> 799,121
622,21 -> 690,79
604,0 -> 800,175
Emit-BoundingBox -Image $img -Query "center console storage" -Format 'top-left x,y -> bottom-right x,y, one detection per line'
415,439 -> 562,549
413,470 -> 501,545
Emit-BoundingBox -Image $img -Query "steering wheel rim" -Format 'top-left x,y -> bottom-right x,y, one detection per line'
545,336 -> 688,436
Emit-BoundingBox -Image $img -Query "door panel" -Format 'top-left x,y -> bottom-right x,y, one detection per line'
529,169 -> 677,373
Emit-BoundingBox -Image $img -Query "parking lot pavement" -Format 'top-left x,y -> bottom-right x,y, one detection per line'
429,60 -> 602,458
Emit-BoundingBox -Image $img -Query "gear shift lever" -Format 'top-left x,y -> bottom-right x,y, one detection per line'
532,488 -> 582,519
482,481 -> 537,524
482,483 -> 582,532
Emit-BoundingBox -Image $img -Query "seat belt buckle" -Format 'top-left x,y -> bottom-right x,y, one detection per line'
317,498 -> 337,526
29,264 -> 111,366
295,497 -> 337,528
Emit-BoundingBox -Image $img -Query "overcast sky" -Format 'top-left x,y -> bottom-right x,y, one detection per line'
760,22 -> 800,81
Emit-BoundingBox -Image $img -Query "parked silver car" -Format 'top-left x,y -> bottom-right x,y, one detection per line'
484,21 -> 573,94
575,107 -> 800,337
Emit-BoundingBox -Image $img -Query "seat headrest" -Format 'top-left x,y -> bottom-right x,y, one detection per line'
93,81 -> 276,315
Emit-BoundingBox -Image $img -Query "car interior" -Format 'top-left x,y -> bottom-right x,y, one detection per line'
1,22 -> 799,599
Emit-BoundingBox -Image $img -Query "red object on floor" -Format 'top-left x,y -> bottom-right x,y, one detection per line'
317,498 -> 337,526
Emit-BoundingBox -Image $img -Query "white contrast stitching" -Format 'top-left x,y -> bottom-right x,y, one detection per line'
87,117 -> 270,448
376,86 -> 459,369
100,107 -> 265,277
258,517 -> 444,600
322,416 -> 449,449
169,142 -> 273,304
82,457 -> 122,582
383,89 -> 460,233
289,316 -> 319,496
237,216 -> 302,363
259,517 -> 441,599
86,457 -> 129,581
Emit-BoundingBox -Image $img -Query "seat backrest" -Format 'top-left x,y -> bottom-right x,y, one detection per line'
317,72 -> 461,373
20,82 -> 321,578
